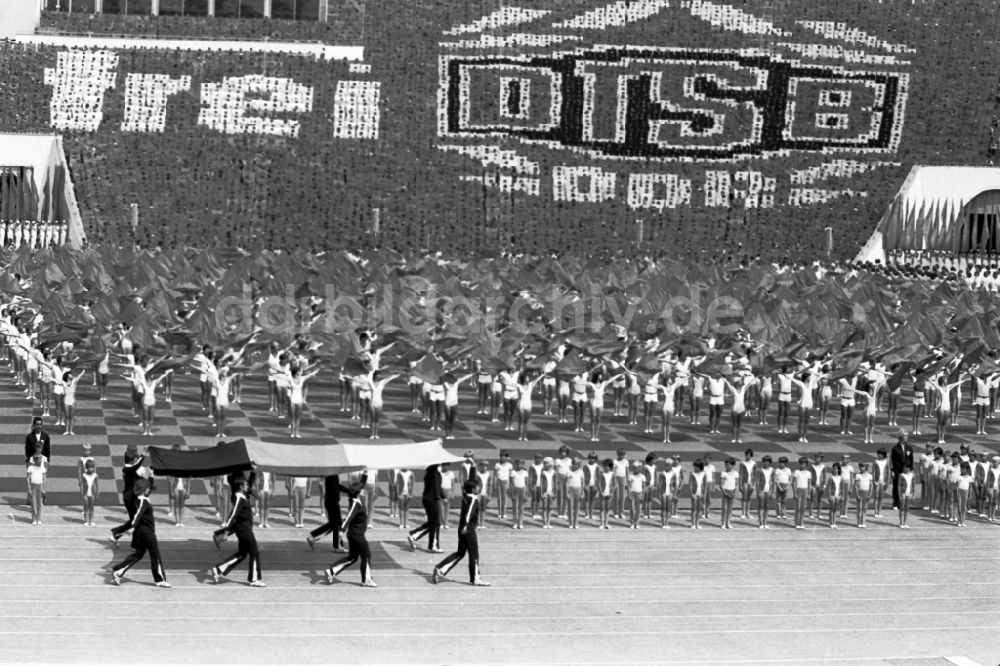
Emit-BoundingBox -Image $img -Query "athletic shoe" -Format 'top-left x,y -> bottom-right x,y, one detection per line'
249,581 -> 267,587
432,568 -> 441,584
407,535 -> 417,551
325,568 -> 336,584
112,572 -> 122,586
109,534 -> 120,549
472,580 -> 491,586
210,567 -> 220,583
306,537 -> 317,551
362,579 -> 378,588
429,548 -> 443,553
156,581 -> 172,588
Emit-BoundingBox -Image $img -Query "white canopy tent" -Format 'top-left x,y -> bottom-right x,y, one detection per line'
856,166 -> 1000,263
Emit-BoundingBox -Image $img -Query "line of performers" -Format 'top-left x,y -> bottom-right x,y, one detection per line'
104,436 -> 1000,589
0,220 -> 69,249
5,319 -> 1000,453
107,464 -> 490,589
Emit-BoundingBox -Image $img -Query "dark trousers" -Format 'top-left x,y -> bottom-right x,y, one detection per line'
436,529 -> 479,582
215,529 -> 261,583
310,503 -> 342,546
409,498 -> 441,550
112,533 -> 166,583
122,490 -> 136,520
892,471 -> 902,508
330,531 -> 371,581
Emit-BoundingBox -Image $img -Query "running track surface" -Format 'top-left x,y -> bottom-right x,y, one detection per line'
0,367 -> 997,664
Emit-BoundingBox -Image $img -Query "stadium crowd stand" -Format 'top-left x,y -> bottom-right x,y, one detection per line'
38,9 -> 362,43
1,0 -> 997,261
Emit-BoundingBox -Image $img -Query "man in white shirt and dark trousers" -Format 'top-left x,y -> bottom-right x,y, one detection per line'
110,478 -> 170,588
432,478 -> 489,586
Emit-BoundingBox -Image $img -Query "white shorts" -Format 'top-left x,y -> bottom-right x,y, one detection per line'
974,397 -> 989,406
709,396 -> 724,406
913,397 -> 925,406
644,394 -> 658,403
777,393 -> 792,403
841,398 -> 855,407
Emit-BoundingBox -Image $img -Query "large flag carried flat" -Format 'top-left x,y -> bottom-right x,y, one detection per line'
149,438 -> 464,477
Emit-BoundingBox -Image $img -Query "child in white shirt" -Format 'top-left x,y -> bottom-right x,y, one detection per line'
27,453 -> 47,525
627,461 -> 646,529
719,459 -> 739,530
773,456 -> 792,521
395,468 -> 415,529
81,459 -> 100,526
898,464 -> 915,528
854,463 -> 873,528
509,458 -> 529,530
792,457 -> 812,529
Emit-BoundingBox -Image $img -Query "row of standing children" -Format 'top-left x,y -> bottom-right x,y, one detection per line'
64,442 -> 1000,533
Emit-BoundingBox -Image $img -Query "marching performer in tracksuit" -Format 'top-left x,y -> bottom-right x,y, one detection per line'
307,474 -> 346,552
432,478 -> 490,586
324,481 -> 377,587
109,478 -> 170,588
210,478 -> 265,587
407,464 -> 443,553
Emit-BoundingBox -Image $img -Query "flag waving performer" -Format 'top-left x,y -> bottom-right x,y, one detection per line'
432,478 -> 490,586
657,375 -> 684,444
443,371 -> 474,440
324,481 -> 377,587
516,371 -> 545,442
928,374 -> 967,445
210,478 -> 265,587
109,478 -> 170,588
588,370 -> 623,443
791,370 -> 823,444
725,375 -> 752,445
973,370 -> 999,436
370,371 -> 400,440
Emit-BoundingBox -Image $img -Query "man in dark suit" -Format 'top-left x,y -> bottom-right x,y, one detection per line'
25,417 -> 51,505
407,464 -> 443,553
890,429 -> 914,509
24,416 -> 51,463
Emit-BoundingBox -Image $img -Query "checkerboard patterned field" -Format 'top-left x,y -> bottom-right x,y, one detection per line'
1,360 -> 998,511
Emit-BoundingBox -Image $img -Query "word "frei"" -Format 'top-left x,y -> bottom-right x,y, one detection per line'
43,50 -> 381,139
